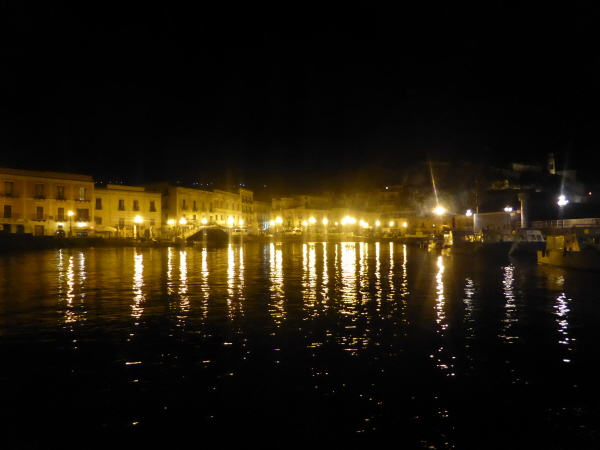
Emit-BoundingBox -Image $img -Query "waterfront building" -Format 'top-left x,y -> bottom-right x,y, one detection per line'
0,167 -> 94,236
239,187 -> 257,233
142,182 -> 213,238
212,189 -> 245,229
93,184 -> 162,238
253,199 -> 271,234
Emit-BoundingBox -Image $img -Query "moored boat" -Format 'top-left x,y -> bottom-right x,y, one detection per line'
509,229 -> 545,257
443,229 -> 513,255
537,234 -> 600,271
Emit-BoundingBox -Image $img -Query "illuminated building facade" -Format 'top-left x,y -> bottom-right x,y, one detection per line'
0,167 -> 94,236
94,184 -> 162,238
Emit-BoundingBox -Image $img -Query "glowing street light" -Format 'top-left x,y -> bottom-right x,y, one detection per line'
134,215 -> 143,239
558,195 -> 569,207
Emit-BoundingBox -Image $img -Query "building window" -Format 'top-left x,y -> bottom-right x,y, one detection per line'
95,198 -> 102,210
193,200 -> 197,211
118,218 -> 125,227
118,199 -> 125,211
133,200 -> 140,211
77,208 -> 90,221
57,185 -> 66,200
5,181 -> 14,196
35,184 -> 45,199
95,217 -> 102,225
3,205 -> 12,219
149,201 -> 156,212
36,206 -> 44,220
182,199 -> 187,210
79,187 -> 87,201
57,207 -> 65,221
150,219 -> 155,226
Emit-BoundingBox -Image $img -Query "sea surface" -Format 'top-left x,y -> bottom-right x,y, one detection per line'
1,243 -> 599,448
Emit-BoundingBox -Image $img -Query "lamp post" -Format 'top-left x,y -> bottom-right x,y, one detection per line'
179,217 -> 187,238
504,207 -> 512,230
433,206 -> 446,234
558,195 -> 569,225
167,219 -> 175,239
134,215 -> 143,239
68,210 -> 74,237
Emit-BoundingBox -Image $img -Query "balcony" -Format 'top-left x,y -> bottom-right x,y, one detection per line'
56,196 -> 67,201
118,206 -> 126,211
1,192 -> 20,199
95,205 -> 103,210
1,212 -> 20,220
181,205 -> 189,210
33,195 -> 46,200
76,197 -> 91,203
30,214 -> 48,221
133,206 -> 140,211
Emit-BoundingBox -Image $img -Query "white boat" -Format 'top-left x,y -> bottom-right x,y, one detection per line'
443,229 -> 513,255
537,234 -> 600,271
509,229 -> 545,257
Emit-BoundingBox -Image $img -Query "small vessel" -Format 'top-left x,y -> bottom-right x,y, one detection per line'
427,233 -> 445,250
537,233 -> 600,271
509,229 -> 545,257
443,229 -> 513,255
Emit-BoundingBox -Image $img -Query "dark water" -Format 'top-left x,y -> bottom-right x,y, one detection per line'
1,243 -> 599,448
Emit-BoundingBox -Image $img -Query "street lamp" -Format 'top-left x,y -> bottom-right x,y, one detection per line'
67,210 -> 74,237
134,215 -> 143,239
179,217 -> 187,239
558,195 -> 569,207
167,219 -> 175,239
504,207 -> 512,230
433,206 -> 445,232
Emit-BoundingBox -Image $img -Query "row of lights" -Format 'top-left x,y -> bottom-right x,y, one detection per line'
268,215 -> 411,229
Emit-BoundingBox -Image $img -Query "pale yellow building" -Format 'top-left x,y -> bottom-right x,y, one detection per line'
1,167 -> 94,236
93,184 -> 162,238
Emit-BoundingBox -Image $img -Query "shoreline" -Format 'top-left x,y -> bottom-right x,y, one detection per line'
0,234 -> 431,251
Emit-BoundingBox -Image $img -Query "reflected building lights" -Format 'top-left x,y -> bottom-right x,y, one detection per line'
500,265 -> 517,342
167,247 -> 174,295
178,250 -> 189,318
321,242 -> 329,309
554,293 -> 572,363
463,278 -> 475,339
340,243 -> 358,317
434,255 -> 455,376
57,250 -> 86,325
200,248 -> 210,316
302,243 -> 318,315
269,243 -> 285,324
131,251 -> 145,320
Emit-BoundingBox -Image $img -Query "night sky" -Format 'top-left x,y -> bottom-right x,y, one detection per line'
2,3 -> 599,193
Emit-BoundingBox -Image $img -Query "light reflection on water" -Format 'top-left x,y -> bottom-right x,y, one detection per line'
1,244 -> 600,447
